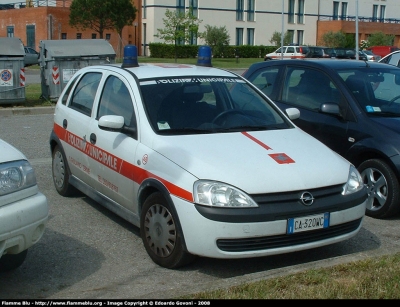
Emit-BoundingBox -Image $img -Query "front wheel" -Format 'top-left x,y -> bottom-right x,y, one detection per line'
359,159 -> 400,218
0,250 -> 28,272
52,145 -> 77,196
140,192 -> 196,269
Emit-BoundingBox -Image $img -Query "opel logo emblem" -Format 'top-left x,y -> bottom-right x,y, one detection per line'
300,192 -> 314,206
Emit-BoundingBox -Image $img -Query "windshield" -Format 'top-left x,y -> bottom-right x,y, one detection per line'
337,66 -> 400,116
139,76 -> 292,134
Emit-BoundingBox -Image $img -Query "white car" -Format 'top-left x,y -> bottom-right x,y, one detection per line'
264,45 -> 310,61
0,139 -> 49,271
379,50 -> 400,67
50,45 -> 367,269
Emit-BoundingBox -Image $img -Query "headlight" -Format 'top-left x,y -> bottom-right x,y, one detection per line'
193,180 -> 258,208
0,160 -> 37,196
342,165 -> 364,195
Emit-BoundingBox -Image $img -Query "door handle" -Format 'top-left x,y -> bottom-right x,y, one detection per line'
90,133 -> 96,144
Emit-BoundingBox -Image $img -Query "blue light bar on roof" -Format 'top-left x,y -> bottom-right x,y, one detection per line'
197,46 -> 212,67
122,45 -> 139,68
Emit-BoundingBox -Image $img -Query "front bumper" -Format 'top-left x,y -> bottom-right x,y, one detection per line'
173,195 -> 366,259
0,191 -> 49,256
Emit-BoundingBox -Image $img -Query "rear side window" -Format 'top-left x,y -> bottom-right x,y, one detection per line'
69,72 -> 102,116
245,67 -> 280,98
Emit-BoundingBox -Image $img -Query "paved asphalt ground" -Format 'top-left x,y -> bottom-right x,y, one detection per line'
1,67 -> 400,299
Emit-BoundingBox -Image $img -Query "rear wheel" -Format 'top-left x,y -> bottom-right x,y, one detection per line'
52,145 -> 77,196
140,192 -> 196,269
359,159 -> 400,218
0,250 -> 28,272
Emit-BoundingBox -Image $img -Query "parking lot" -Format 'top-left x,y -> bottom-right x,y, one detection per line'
0,68 -> 400,299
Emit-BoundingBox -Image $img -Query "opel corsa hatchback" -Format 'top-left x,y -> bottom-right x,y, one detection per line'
50,46 -> 366,269
0,139 -> 49,271
243,59 -> 400,219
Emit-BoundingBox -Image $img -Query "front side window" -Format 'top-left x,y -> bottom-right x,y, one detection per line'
283,67 -> 341,110
140,76 -> 290,134
337,67 -> 400,115
98,76 -> 134,127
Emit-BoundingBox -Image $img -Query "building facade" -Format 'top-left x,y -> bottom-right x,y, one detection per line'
1,0 -> 400,57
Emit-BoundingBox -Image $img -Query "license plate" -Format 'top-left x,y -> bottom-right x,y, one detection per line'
287,213 -> 330,234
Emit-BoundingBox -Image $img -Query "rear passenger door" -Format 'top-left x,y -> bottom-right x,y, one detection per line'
62,71 -> 102,188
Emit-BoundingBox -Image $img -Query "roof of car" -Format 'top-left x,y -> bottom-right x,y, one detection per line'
81,62 -> 238,80
247,58 -> 388,72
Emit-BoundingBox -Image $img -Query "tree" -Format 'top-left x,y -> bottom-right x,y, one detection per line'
366,31 -> 395,47
321,31 -> 347,47
69,0 -> 136,42
269,31 -> 292,46
109,1 -> 137,57
203,25 -> 230,57
154,8 -> 203,60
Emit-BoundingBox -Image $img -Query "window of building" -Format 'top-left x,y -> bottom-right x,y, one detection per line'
7,26 -> 14,37
92,33 -> 97,39
380,5 -> 386,22
372,5 -> 378,22
61,33 -> 67,39
236,28 -> 243,45
341,2 -> 347,20
297,30 -> 304,45
247,28 -> 254,45
236,0 -> 244,21
297,0 -> 304,24
288,30 -> 295,44
106,34 -> 111,40
333,1 -> 339,20
190,32 -> 197,45
189,0 -> 198,17
143,0 -> 147,19
247,0 -> 255,22
288,0 -> 295,24
77,33 -> 82,39
176,0 -> 184,14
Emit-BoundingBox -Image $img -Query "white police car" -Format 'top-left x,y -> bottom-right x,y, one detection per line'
0,139 -> 49,271
50,46 -> 367,269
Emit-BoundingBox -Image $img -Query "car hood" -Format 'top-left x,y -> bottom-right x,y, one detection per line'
370,116 -> 400,134
151,129 -> 350,194
0,139 -> 26,163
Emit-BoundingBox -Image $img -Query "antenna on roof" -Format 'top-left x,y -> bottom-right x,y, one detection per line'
122,45 -> 139,68
197,46 -> 212,67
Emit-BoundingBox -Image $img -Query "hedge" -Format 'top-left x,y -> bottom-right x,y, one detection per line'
148,43 -> 277,58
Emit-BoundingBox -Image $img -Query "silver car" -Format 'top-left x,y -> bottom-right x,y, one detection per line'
0,139 -> 49,271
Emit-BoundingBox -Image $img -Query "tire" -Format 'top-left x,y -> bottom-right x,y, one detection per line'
0,250 -> 28,272
52,145 -> 77,196
140,192 -> 196,269
359,159 -> 400,218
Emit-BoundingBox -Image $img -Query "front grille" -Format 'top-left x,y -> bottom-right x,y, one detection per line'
217,218 -> 362,252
